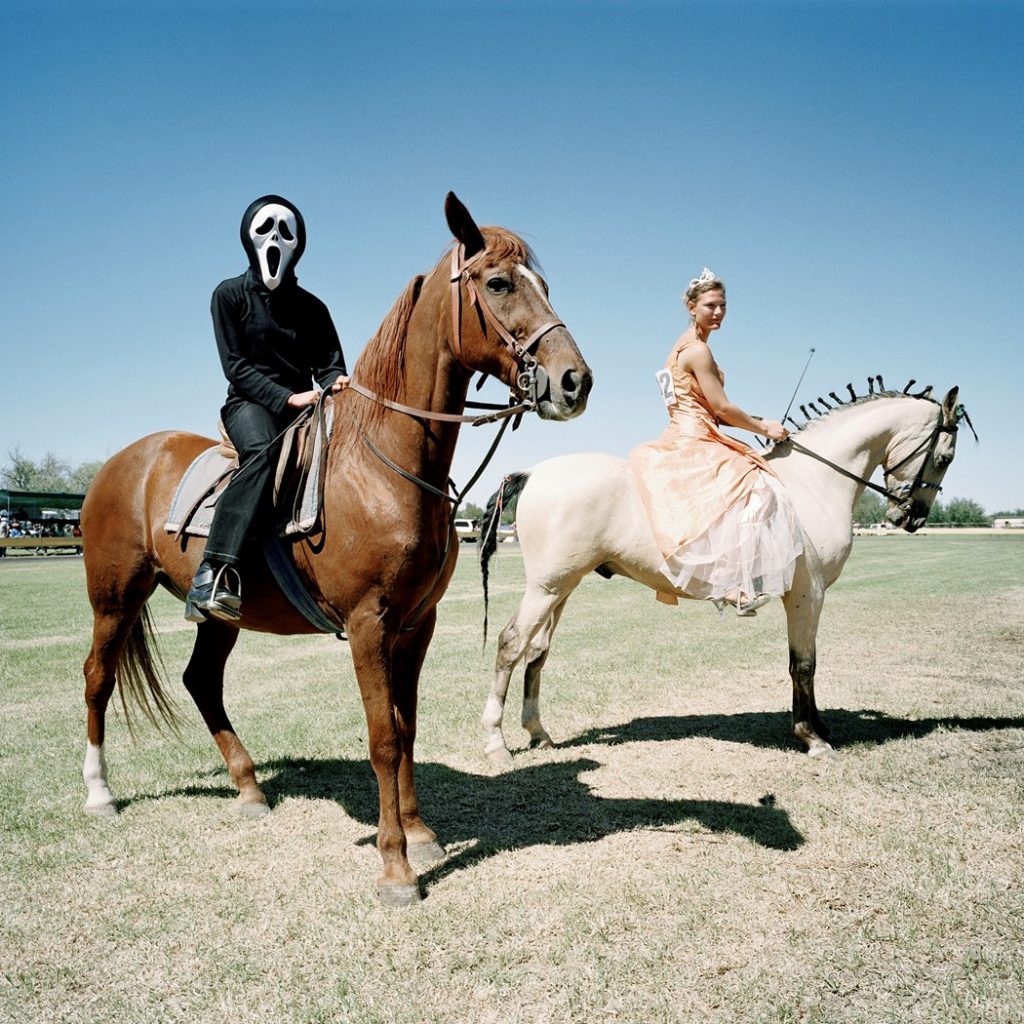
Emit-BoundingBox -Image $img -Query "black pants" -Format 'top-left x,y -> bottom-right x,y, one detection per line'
204,399 -> 290,567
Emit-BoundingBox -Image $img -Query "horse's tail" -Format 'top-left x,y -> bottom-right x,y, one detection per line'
116,604 -> 182,737
479,471 -> 531,646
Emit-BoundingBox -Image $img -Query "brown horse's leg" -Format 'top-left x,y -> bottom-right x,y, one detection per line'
783,564 -> 835,758
83,604 -> 143,816
391,612 -> 444,865
182,620 -> 268,816
347,609 -> 420,906
82,557 -> 160,816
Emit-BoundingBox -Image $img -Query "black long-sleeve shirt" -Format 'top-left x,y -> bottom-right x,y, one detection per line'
212,269 -> 346,417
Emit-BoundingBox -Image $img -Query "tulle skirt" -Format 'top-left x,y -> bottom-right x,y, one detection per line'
659,473 -> 803,601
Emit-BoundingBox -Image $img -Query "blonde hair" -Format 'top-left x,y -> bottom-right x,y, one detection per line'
683,270 -> 726,306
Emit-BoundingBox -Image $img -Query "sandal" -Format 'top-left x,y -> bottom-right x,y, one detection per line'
735,593 -> 770,617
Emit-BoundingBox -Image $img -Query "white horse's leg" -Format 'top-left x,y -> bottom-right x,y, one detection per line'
782,558 -> 835,758
481,688 -> 512,761
520,597 -> 569,749
482,585 -> 565,763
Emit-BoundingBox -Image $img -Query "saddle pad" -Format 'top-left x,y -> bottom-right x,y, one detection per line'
164,446 -> 230,537
164,405 -> 332,538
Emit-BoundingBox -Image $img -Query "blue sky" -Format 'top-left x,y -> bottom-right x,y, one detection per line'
2,0 -> 1022,511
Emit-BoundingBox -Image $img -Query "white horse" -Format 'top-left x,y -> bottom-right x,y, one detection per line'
478,383 -> 966,762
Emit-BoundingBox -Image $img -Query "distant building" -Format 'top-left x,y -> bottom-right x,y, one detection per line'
993,517 -> 1024,529
0,489 -> 85,525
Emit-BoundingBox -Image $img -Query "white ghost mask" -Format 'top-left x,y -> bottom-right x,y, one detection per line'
247,203 -> 299,290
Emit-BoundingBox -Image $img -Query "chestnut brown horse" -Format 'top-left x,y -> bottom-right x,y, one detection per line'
80,193 -> 592,905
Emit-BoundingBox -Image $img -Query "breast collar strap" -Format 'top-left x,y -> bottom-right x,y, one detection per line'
449,243 -> 564,406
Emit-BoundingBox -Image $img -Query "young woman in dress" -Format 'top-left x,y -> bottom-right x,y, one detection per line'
628,268 -> 803,615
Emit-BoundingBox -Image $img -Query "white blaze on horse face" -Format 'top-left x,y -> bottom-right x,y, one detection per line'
248,203 -> 298,290
517,265 -> 556,317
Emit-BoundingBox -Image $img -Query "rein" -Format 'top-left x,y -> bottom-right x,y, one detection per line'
346,380 -> 531,426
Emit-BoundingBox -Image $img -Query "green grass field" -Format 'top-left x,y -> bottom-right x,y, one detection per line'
2,534 -> 1022,1024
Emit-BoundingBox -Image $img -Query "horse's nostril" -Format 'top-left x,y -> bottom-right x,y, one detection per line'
561,368 -> 594,402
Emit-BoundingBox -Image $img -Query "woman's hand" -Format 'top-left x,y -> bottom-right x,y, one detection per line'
286,389 -> 320,409
760,418 -> 789,442
330,375 -> 350,394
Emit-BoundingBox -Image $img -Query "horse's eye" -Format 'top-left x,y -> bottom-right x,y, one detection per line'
486,277 -> 512,294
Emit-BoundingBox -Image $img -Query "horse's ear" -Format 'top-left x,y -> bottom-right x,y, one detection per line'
445,192 -> 486,259
941,386 -> 960,424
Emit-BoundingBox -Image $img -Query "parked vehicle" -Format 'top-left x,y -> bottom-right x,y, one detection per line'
454,518 -> 480,542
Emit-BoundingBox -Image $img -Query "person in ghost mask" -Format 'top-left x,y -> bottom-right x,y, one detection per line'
186,195 -> 348,622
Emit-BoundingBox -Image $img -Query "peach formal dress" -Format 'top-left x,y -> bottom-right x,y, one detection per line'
628,339 -> 803,603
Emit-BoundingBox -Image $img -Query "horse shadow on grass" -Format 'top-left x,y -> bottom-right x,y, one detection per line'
560,708 -> 1024,753
269,755 -> 804,886
145,754 -> 804,887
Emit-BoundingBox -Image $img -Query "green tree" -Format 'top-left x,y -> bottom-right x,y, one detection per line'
1,449 -> 99,493
2,447 -> 37,490
68,460 -> 104,493
943,497 -> 989,526
32,452 -> 73,492
854,491 -> 886,525
458,499 -> 515,525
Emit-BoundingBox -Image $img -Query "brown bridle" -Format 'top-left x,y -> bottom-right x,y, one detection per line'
347,243 -> 566,426
449,243 -> 565,407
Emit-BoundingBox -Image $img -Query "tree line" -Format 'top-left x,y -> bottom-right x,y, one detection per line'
2,449 -> 104,494
853,492 -> 1008,527
1,450 -> 1014,527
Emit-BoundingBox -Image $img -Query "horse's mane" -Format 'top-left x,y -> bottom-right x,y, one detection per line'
340,226 -> 538,439
351,274 -> 425,411
785,376 -> 938,436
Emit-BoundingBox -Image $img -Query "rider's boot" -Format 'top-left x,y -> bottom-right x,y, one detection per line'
185,560 -> 242,623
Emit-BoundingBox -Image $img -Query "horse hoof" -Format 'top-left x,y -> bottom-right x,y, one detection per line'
235,798 -> 271,818
408,840 -> 446,866
84,801 -> 118,819
377,882 -> 423,908
485,744 -> 514,766
808,742 -> 838,760
528,734 -> 554,750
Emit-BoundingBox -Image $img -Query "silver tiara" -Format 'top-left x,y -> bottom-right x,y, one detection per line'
688,267 -> 717,290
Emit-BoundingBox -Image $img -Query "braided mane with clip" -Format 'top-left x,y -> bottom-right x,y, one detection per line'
780,375 -> 977,441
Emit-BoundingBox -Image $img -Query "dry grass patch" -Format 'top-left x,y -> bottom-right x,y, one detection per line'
1,536 -> 1022,1023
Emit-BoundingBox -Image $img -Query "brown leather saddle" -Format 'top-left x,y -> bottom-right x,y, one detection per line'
165,398 -> 332,541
